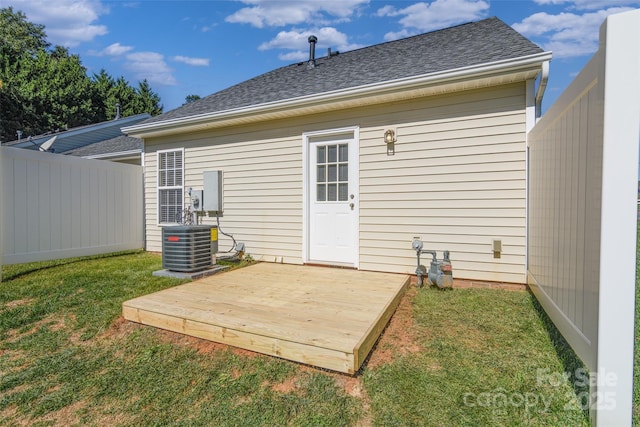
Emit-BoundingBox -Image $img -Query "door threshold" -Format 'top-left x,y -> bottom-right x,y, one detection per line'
304,262 -> 357,270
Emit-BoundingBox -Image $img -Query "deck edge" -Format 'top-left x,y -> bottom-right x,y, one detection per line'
352,275 -> 410,371
123,302 -> 357,374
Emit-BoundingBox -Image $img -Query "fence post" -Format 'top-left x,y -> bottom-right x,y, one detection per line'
0,146 -> 3,282
593,9 -> 639,426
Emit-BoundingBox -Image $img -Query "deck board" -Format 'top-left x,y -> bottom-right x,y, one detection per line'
123,263 -> 409,373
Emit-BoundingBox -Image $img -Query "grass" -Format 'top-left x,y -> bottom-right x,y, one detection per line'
1,251 -> 595,425
363,288 -> 589,426
635,226 -> 640,426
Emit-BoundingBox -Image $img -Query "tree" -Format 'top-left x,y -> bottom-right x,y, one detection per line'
6,47 -> 95,136
184,94 -> 201,105
91,69 -> 116,122
0,7 -> 163,142
0,81 -> 24,142
135,79 -> 163,116
91,74 -> 162,120
0,7 -> 50,141
0,7 -> 48,64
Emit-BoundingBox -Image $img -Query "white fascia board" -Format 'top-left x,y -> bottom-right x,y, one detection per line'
124,52 -> 552,139
82,149 -> 141,160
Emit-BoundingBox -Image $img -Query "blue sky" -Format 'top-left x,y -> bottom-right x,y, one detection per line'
2,0 -> 639,113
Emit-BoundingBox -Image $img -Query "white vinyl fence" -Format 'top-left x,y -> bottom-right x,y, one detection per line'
1,146 -> 143,273
527,10 -> 639,426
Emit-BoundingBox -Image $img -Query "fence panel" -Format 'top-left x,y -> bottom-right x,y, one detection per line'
527,10 -> 639,426
1,147 -> 143,265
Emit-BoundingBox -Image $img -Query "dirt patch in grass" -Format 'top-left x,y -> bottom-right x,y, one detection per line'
0,347 -> 27,362
21,397 -> 136,427
337,374 -> 365,398
4,298 -> 34,309
38,399 -> 85,426
331,372 -> 372,426
1,400 -> 86,427
265,366 -> 373,425
97,316 -> 140,342
365,285 -> 422,369
270,375 -> 299,393
0,405 -> 24,427
5,313 -> 67,342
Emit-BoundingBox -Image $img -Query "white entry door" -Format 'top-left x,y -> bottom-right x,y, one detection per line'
307,131 -> 358,266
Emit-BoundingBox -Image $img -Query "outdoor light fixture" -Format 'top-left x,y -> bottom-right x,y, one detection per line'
384,129 -> 396,144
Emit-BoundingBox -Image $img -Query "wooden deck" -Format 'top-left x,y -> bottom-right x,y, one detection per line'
123,263 -> 409,374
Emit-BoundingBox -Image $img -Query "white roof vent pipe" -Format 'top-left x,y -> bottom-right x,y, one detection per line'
307,35 -> 317,69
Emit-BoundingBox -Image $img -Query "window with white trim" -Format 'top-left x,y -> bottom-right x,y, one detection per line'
157,149 -> 183,224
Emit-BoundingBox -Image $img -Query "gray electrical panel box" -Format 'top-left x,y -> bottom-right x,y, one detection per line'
203,170 -> 223,214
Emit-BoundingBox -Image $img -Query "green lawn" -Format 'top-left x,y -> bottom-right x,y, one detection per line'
0,251 -> 601,425
635,229 -> 640,426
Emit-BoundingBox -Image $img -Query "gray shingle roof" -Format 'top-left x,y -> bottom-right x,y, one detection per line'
142,17 -> 543,126
3,113 -> 150,152
65,135 -> 141,157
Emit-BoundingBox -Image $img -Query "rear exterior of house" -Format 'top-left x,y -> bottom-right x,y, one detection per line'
125,18 -> 551,284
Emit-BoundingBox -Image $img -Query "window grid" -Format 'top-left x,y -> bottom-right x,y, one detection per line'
316,143 -> 348,202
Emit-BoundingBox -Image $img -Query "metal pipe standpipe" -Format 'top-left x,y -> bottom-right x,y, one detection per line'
411,239 -> 453,288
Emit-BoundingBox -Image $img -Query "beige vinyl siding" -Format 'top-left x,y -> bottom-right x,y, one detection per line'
144,82 -> 528,283
358,84 -> 527,283
145,130 -> 304,263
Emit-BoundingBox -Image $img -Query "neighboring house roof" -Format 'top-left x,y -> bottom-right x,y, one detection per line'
3,113 -> 150,153
125,17 -> 550,139
65,135 -> 142,160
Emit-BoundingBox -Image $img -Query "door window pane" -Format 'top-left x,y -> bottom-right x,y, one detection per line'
338,164 -> 348,181
328,164 -> 337,182
317,184 -> 326,202
338,183 -> 348,201
339,144 -> 348,162
314,143 -> 349,203
327,184 -> 337,201
328,145 -> 337,162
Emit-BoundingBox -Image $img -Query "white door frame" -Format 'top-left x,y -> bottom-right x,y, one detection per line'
302,126 -> 359,268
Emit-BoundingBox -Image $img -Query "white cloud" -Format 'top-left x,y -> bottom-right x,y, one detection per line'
533,0 -> 639,9
382,29 -> 412,40
126,52 -> 177,86
512,7 -> 634,58
91,42 -> 134,56
226,0 -> 369,28
201,23 -> 218,32
278,51 -> 308,62
7,0 -> 108,47
377,0 -> 489,40
376,5 -> 396,16
171,56 -> 210,66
